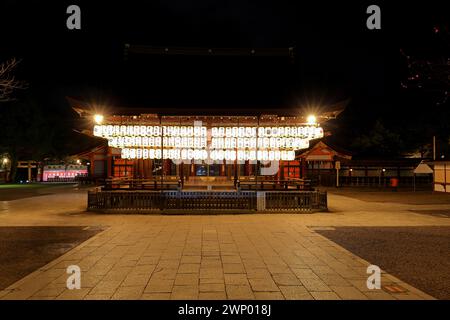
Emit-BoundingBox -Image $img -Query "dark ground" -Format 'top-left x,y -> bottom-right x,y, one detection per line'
0,226 -> 103,290
316,226 -> 450,300
0,183 -> 88,201
327,188 -> 450,205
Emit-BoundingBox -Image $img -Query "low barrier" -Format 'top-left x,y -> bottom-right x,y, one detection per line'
264,191 -> 327,212
87,190 -> 327,213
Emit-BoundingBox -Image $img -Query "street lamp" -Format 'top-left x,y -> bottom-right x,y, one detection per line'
379,168 -> 386,187
94,114 -> 104,124
307,115 -> 317,125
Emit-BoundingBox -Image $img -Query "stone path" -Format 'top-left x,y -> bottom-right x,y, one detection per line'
1,190 -> 448,300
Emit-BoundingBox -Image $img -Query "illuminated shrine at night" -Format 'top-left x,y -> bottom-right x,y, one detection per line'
70,97 -> 344,192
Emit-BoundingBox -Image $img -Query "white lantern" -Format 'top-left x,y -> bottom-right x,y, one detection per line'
225,127 -> 232,138
238,127 -> 245,137
93,125 -> 102,137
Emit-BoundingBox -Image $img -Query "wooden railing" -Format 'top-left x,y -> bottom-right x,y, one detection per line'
88,190 -> 164,211
102,177 -> 312,191
164,191 -> 256,210
103,177 -> 181,191
238,179 -> 312,191
338,176 -> 433,188
264,191 -> 327,212
87,190 -> 327,213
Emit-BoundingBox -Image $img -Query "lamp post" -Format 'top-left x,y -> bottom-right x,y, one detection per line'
379,168 -> 386,187
433,135 -> 436,161
2,157 -> 9,183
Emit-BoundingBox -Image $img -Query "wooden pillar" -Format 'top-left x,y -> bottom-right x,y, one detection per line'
220,162 -> 226,176
280,161 -> 285,181
106,148 -> 112,178
27,161 -> 32,182
133,160 -> 138,179
148,160 -> 154,178
164,159 -> 171,176
227,163 -> 232,179
190,162 -> 195,176
184,163 -> 189,181
90,154 -> 95,177
300,158 -> 307,179
179,162 -> 184,184
142,159 -> 150,179
276,161 -> 282,182
136,159 -> 144,179
244,160 -> 250,176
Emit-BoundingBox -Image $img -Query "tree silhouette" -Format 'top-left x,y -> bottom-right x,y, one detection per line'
0,58 -> 27,102
351,120 -> 404,157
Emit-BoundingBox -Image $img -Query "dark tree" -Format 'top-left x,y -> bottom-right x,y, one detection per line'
0,58 -> 27,102
399,22 -> 450,157
0,96 -> 62,181
351,120 -> 404,157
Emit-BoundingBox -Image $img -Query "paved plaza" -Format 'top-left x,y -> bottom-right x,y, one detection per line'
0,187 -> 449,300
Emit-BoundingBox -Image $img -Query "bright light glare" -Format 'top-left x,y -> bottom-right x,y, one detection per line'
2,158 -> 8,164
307,115 -> 316,125
94,114 -> 104,124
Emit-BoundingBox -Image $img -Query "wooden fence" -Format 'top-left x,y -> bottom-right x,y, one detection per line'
239,179 -> 312,191
87,190 -> 327,213
264,191 -> 327,212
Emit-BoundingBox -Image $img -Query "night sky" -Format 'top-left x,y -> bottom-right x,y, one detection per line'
0,1 -> 448,153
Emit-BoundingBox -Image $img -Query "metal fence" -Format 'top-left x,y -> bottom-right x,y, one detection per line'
87,190 -> 327,213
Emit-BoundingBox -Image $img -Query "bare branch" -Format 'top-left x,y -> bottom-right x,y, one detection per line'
0,58 -> 28,102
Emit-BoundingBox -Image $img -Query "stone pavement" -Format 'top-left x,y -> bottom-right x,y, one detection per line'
1,190 -> 449,300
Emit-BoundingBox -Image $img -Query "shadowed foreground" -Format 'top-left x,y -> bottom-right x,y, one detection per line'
0,226 -> 103,289
317,226 -> 450,300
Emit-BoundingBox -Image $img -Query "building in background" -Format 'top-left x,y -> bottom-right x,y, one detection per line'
285,137 -> 433,189
433,161 -> 450,193
42,164 -> 88,182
